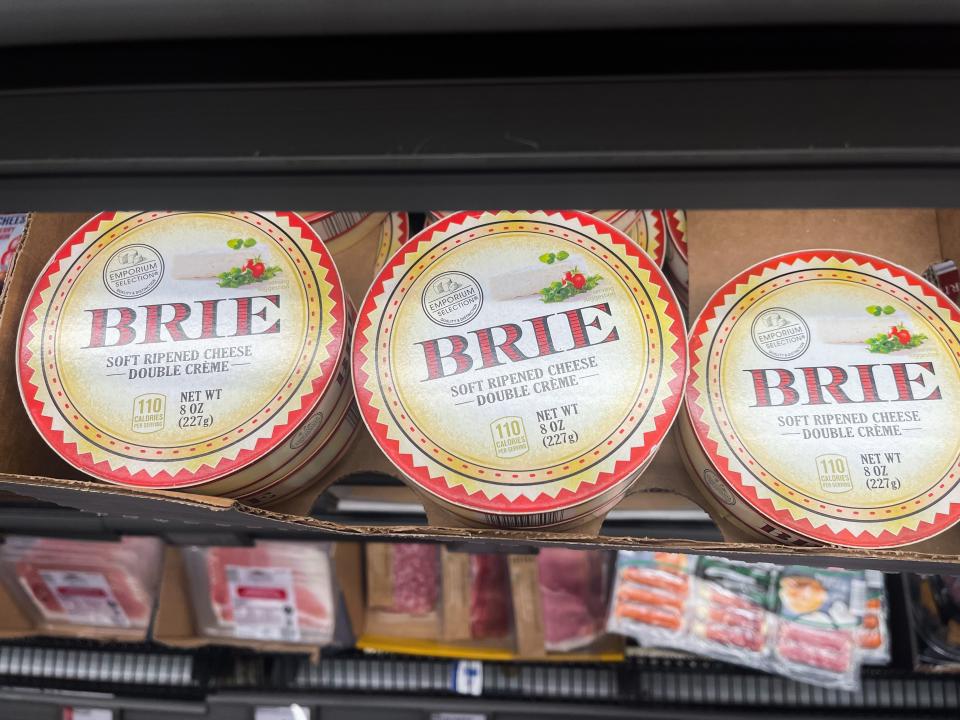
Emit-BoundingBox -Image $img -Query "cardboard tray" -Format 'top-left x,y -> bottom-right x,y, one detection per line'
2,213 -> 960,570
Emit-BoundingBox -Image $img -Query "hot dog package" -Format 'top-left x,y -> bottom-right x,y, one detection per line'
607,551 -> 693,648
688,557 -> 779,671
608,552 -> 877,690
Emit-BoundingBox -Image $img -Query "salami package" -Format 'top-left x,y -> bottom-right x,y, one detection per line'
689,557 -> 778,670
859,570 -> 890,665
182,540 -> 335,646
607,551 -> 693,649
0,535 -> 163,637
773,566 -> 866,691
537,548 -> 612,652
364,543 -> 443,642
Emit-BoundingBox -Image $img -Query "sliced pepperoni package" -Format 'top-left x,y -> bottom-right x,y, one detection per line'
182,540 -> 335,646
0,535 -> 163,638
607,551 -> 694,649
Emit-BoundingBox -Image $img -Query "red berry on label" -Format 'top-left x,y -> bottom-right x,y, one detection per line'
570,273 -> 586,289
251,262 -> 266,278
896,329 -> 911,344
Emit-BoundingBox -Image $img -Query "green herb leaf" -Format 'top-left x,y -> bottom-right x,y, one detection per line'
882,305 -> 895,315
226,238 -> 242,250
556,250 -> 569,261
539,253 -> 555,264
243,237 -> 257,248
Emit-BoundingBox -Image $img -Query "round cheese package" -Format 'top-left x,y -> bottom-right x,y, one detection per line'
682,249 -> 960,548
355,210 -> 687,528
429,210 -> 665,268
17,211 -> 358,504
663,209 -> 688,304
373,212 -> 410,272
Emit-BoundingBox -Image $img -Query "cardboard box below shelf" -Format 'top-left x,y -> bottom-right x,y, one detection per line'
1,213 -> 960,570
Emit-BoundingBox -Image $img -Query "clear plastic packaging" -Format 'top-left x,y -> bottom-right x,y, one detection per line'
469,554 -> 512,640
909,574 -> 960,665
0,535 -> 163,635
607,551 -> 693,649
688,556 -> 778,670
607,552 -> 877,690
859,570 -> 890,665
772,566 -> 866,691
389,544 -> 440,615
182,540 -> 335,645
537,548 -> 612,652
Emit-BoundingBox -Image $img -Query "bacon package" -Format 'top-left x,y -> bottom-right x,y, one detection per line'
0,535 -> 163,638
773,566 -> 866,691
182,540 -> 335,645
537,548 -> 612,652
355,210 -> 686,529
607,551 -> 693,646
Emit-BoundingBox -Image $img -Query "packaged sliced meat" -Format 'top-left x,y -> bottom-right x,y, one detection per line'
470,554 -> 512,640
537,548 -> 612,652
182,540 -> 334,645
688,556 -> 778,669
773,566 -> 865,691
0,535 -> 163,635
391,544 -> 440,615
859,570 -> 890,665
607,551 -> 693,649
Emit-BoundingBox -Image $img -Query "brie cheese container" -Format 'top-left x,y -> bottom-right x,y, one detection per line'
373,212 -> 410,272
17,211 -> 357,504
355,210 -> 687,528
429,210 -> 666,268
681,249 -> 960,548
664,210 -> 688,304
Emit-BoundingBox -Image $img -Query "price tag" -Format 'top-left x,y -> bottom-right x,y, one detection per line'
227,565 -> 300,642
41,571 -> 129,628
451,660 -> 483,696
254,705 -> 311,720
63,709 -> 113,720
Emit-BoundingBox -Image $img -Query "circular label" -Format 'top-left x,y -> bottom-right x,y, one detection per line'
686,249 -> 960,547
750,307 -> 811,361
17,211 -> 346,489
420,271 -> 484,327
355,210 -> 687,525
703,468 -> 736,506
102,244 -> 164,299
